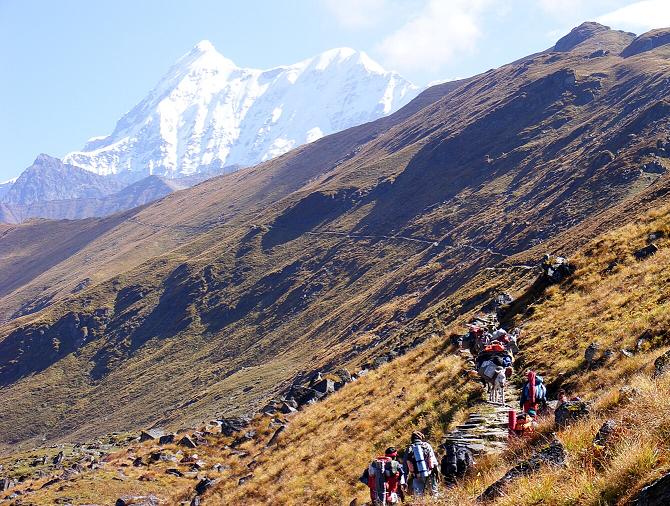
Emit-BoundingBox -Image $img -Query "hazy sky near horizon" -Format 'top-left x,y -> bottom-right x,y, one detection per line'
1,0 -> 669,180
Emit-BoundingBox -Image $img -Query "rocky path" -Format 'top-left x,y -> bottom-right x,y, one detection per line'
442,349 -> 519,456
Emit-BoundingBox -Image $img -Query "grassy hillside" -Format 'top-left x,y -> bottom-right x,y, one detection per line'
3,23 -> 670,455
5,200 -> 670,505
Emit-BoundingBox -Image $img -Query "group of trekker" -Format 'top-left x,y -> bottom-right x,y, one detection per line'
359,431 -> 456,504
360,315 -> 558,504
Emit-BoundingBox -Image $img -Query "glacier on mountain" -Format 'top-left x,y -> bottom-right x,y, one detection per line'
64,42 -> 420,180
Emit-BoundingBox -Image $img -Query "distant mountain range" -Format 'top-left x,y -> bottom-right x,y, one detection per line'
0,44 -> 419,223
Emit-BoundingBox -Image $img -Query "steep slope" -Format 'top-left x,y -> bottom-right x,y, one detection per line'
63,43 -> 420,180
4,166 -> 670,506
2,22 -> 670,453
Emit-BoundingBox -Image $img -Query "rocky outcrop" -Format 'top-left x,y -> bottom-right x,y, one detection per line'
632,471 -> 670,505
555,400 -> 590,427
621,28 -> 670,58
478,440 -> 566,501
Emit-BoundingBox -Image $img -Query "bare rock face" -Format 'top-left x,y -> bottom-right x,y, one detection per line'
554,22 -> 612,52
632,471 -> 670,505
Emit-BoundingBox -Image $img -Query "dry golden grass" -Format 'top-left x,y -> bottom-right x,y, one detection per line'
206,338 -> 480,505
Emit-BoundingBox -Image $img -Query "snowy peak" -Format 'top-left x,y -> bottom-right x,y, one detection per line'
64,44 -> 420,180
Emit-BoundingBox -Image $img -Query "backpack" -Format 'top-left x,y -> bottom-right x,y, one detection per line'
441,444 -> 474,482
368,457 -> 400,504
408,442 -> 431,478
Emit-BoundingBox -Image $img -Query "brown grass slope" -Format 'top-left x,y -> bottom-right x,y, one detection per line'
2,23 -> 670,451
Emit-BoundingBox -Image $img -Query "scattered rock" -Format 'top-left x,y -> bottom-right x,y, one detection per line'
178,436 -> 197,448
654,350 -> 670,377
312,378 -> 335,395
166,468 -> 184,477
584,342 -> 599,368
634,243 -> 658,260
158,434 -> 176,445
53,451 -> 64,466
593,419 -> 618,447
478,440 -> 566,501
648,231 -> 665,242
238,474 -> 253,485
631,470 -> 670,505
115,495 -> 159,506
195,477 -> 216,495
592,150 -> 614,169
642,160 -> 666,174
190,497 -> 201,506
139,429 -> 164,442
218,417 -> 251,437
555,400 -> 590,427
132,457 -> 144,467
266,425 -> 286,447
336,368 -> 352,383
231,431 -> 257,448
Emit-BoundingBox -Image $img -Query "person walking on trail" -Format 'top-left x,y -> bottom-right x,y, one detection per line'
404,432 -> 439,497
359,447 -> 405,505
519,370 -> 547,414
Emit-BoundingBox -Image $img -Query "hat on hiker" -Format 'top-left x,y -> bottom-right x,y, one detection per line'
385,447 -> 398,457
411,431 -> 425,442
528,409 -> 537,417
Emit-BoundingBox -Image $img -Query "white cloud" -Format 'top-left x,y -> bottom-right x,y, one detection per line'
597,0 -> 670,32
321,0 -> 389,29
375,0 -> 491,74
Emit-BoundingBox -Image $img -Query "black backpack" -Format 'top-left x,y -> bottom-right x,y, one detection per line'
441,444 -> 474,483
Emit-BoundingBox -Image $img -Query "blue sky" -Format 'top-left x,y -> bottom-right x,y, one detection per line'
1,0 -> 669,181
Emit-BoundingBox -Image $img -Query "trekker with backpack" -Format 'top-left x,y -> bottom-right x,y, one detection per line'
404,432 -> 439,497
359,447 -> 405,505
519,370 -> 547,414
441,443 -> 475,486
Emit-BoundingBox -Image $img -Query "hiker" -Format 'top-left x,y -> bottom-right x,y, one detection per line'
519,370 -> 547,414
557,388 -> 568,407
404,432 -> 439,497
441,443 -> 474,486
359,447 -> 405,505
508,409 -> 537,437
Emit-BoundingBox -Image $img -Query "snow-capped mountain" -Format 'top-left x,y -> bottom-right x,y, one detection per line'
64,42 -> 420,179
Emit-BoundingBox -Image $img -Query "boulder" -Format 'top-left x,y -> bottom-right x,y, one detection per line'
336,368 -> 352,383
166,468 -> 184,477
195,477 -> 216,495
279,402 -> 298,414
139,429 -> 164,442
238,474 -> 253,485
634,243 -> 658,260
478,440 -> 566,501
178,436 -> 197,448
218,417 -> 251,437
312,378 -> 335,395
584,342 -> 599,367
631,471 -> 670,505
648,231 -> 665,242
115,495 -> 160,506
158,434 -> 176,445
593,419 -> 618,447
555,400 -> 590,427
266,425 -> 286,447
654,350 -> 670,377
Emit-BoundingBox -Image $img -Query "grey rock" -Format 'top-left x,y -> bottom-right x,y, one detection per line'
218,417 -> 251,437
115,495 -> 160,506
654,350 -> 670,377
555,400 -> 590,427
634,243 -> 659,260
478,440 -> 566,501
178,436 -> 197,448
593,419 -> 617,447
139,429 -> 165,442
195,477 -> 216,495
158,434 -> 176,445
631,471 -> 670,505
